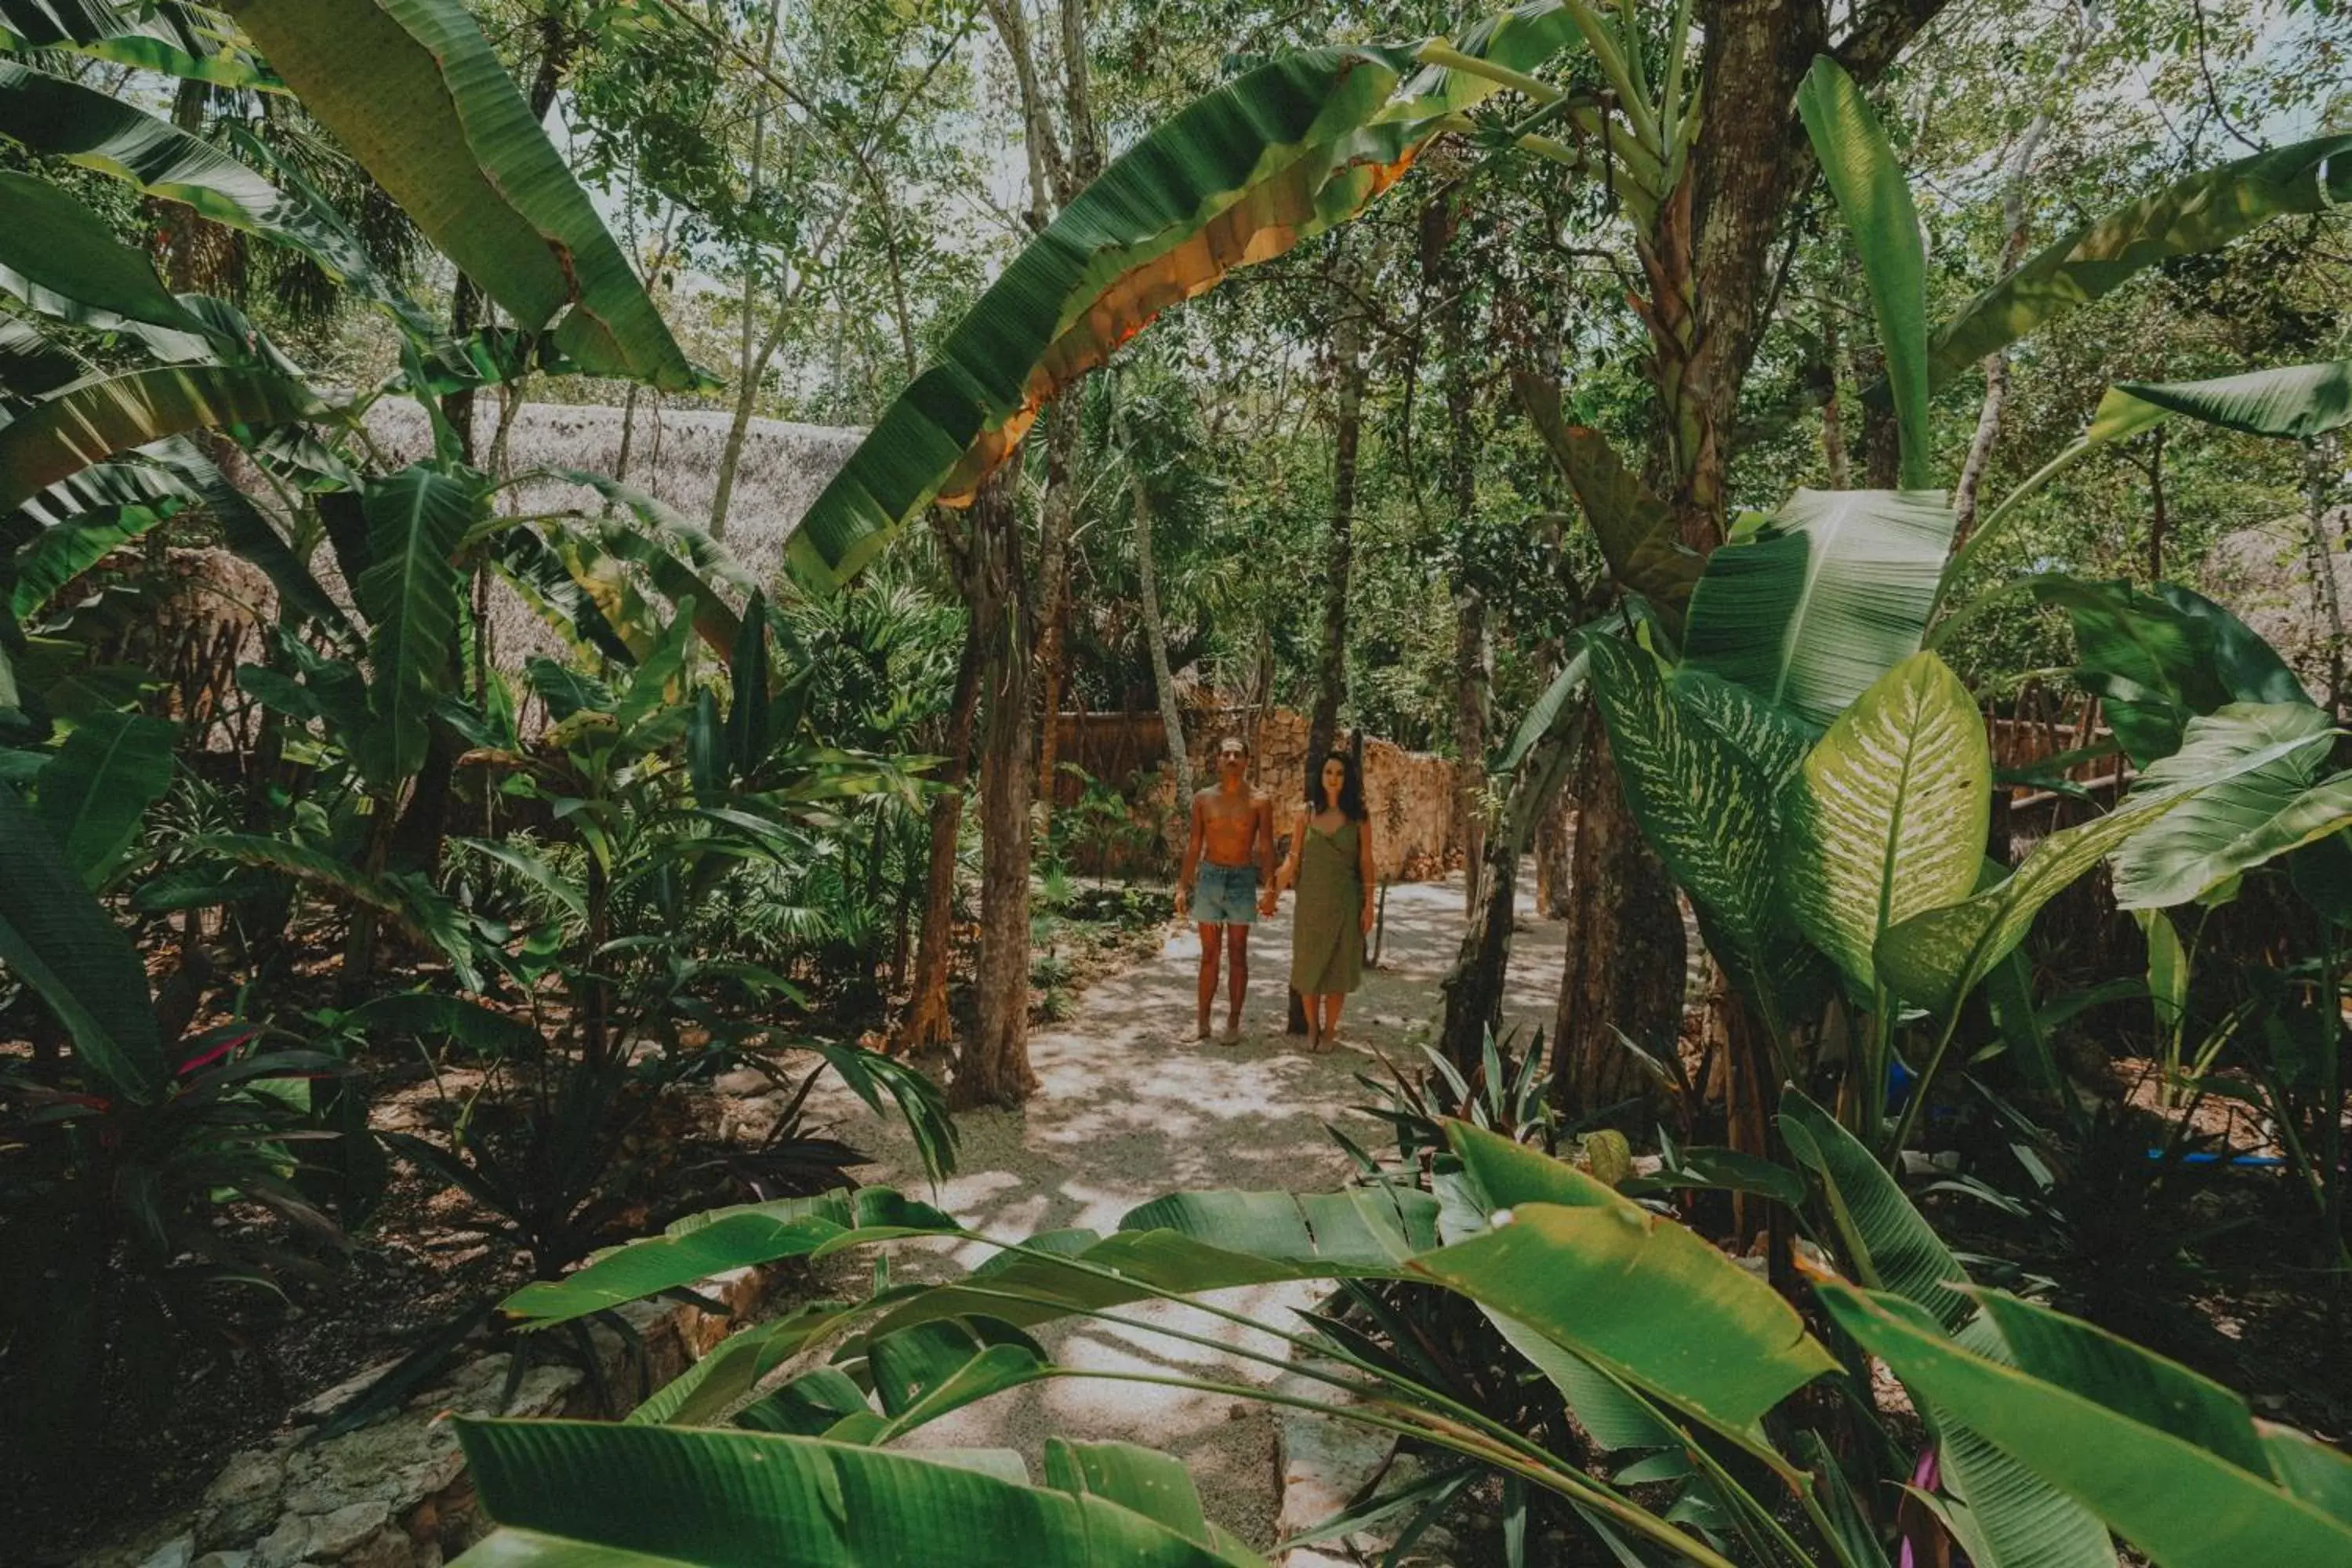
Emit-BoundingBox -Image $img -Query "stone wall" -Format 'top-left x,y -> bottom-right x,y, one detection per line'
1127,706 -> 1463,883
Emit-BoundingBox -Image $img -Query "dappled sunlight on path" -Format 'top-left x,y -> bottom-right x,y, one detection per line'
806,869 -> 1566,1548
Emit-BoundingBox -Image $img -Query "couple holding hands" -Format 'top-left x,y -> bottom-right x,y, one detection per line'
1175,734 -> 1374,1053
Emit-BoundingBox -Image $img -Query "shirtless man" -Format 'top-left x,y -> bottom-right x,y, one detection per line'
1174,735 -> 1279,1044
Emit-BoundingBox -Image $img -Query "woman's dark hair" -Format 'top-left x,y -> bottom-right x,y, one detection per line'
1305,746 -> 1367,821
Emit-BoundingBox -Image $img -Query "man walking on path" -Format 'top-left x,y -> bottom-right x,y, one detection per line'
1175,735 -> 1278,1044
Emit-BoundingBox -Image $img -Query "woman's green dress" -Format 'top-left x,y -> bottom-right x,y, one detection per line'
1291,818 -> 1365,996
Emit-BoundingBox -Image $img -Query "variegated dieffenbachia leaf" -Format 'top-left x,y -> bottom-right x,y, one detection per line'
1780,652 -> 1989,997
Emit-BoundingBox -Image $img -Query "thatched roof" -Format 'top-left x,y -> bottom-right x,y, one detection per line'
363,398 -> 864,583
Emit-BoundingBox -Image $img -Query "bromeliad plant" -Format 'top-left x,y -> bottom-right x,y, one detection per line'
439,1105 -> 2352,1567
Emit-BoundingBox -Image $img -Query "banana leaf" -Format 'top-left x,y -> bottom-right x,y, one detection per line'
1929,132 -> 2352,388
32,707 -> 176,884
0,365 -> 326,515
0,61 -> 435,337
0,169 -> 208,336
449,1419 -> 1266,1567
1513,373 -> 1701,630
2111,358 -> 2352,441
2109,702 -> 2350,909
352,463 -> 473,786
501,1189 -> 960,1328
220,0 -> 702,390
1777,1093 -> 2118,1568
1797,57 -> 1932,488
1820,1284 -> 2352,1567
0,777 -> 162,1099
1779,652 -> 1989,997
1682,488 -> 1957,731
787,11 -> 1581,589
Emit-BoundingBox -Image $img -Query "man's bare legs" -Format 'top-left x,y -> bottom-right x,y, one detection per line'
1222,925 -> 1250,1044
1195,923 -> 1222,1040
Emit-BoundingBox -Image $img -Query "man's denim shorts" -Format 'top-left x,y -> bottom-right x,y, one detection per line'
1192,862 -> 1259,926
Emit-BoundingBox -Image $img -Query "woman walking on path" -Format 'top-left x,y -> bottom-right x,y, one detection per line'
1273,749 -> 1376,1053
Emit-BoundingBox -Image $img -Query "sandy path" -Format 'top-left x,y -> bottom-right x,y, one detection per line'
808,869 -> 1566,1548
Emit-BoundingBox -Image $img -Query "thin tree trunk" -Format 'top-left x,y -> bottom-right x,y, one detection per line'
1554,719 -> 1686,1121
897,593 -> 985,1054
2147,426 -> 2168,582
1307,299 -> 1363,770
1819,294 -> 1851,487
710,7 -> 784,538
1115,379 -> 1192,832
1437,222 -> 1489,907
956,472 -> 1041,1108
1955,22 -> 2081,540
2307,437 -> 2347,717
1438,709 -> 1582,1069
1033,398 -> 1079,832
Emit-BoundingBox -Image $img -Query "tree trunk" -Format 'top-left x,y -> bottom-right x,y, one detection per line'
710,6 -> 783,538
1307,299 -> 1363,770
1453,592 -> 1489,900
1438,709 -> 1582,1069
1437,227 -> 1489,906
896,572 -> 985,1054
955,473 -> 1042,1109
2147,427 -> 2168,583
1033,398 -> 1080,833
2307,436 -> 2347,717
1116,379 -> 1192,832
1553,719 -> 1686,1121
1955,27 -> 2078,539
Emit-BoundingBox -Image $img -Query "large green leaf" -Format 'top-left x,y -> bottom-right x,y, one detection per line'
220,0 -> 699,389
2031,577 -> 2307,765
1776,1095 -> 2118,1568
33,708 -> 176,884
0,777 -> 162,1099
1682,488 -> 1958,731
1820,1284 -> 2352,1567
1513,373 -> 1701,629
1778,1089 -> 1969,1328
2111,359 -> 2352,441
1780,652 -> 1989,996
0,60 -> 428,333
1928,132 -> 2352,388
1584,636 -> 1791,1006
1875,793 -> 2186,1017
0,365 -> 325,515
7,500 -> 164,619
1796,57 -> 1931,489
503,1189 -> 960,1328
1407,1200 -> 1835,1441
2109,702 -> 2350,909
8,437 -> 351,639
450,1419 -> 1265,1566
0,169 -> 206,335
863,1185 -> 1439,1341
352,463 -> 471,786
786,13 -> 1581,590
1497,642 -> 1589,774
